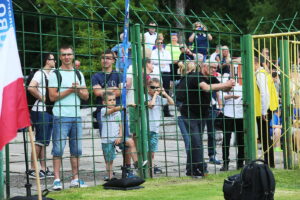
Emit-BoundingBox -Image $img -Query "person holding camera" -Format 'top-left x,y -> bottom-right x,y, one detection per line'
188,22 -> 213,62
147,78 -> 174,174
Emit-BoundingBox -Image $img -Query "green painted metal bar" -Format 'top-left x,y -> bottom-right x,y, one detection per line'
139,3 -> 158,25
253,17 -> 264,34
130,26 -> 144,177
152,5 -> 171,27
270,15 -> 281,33
288,12 -> 298,32
279,40 -> 293,169
213,12 -> 231,32
94,0 -> 118,22
132,10 -> 144,25
134,23 -> 149,178
200,10 -> 220,32
225,14 -> 243,34
242,35 -> 257,161
0,151 -> 3,200
164,5 -> 182,27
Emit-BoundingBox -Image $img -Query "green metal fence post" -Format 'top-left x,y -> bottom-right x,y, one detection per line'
130,25 -> 145,177
279,40 -> 293,169
0,150 -> 3,200
242,34 -> 257,162
134,23 -> 149,178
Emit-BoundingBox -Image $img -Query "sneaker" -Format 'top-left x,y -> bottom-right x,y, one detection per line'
220,165 -> 229,171
45,168 -> 54,178
27,169 -> 45,180
154,166 -> 163,174
192,169 -> 204,178
53,179 -> 62,191
70,179 -> 88,188
209,156 -> 221,165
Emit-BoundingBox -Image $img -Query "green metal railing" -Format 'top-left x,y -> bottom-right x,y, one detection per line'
1,0 -> 300,199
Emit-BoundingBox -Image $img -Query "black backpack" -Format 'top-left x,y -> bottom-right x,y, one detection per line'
223,174 -> 242,200
241,159 -> 275,200
223,159 -> 275,200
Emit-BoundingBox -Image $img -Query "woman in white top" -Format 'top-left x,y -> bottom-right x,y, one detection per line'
220,81 -> 244,171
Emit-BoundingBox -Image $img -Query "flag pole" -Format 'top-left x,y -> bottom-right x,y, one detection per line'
28,126 -> 42,200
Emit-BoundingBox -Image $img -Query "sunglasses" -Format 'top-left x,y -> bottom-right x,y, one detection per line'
150,86 -> 160,90
48,58 -> 56,62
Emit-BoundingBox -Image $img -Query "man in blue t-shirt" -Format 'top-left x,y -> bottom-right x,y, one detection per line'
92,50 -> 123,133
111,33 -> 132,71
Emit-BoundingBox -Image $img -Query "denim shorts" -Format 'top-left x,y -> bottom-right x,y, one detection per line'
149,131 -> 159,152
31,111 -> 53,146
51,116 -> 82,157
102,143 -> 116,162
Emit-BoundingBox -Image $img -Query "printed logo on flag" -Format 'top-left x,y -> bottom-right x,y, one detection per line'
0,0 -> 15,48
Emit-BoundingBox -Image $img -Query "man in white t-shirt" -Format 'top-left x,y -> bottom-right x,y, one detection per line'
27,53 -> 56,179
144,22 -> 157,52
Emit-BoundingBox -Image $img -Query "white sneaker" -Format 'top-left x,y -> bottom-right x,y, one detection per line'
53,179 -> 62,191
70,179 -> 88,188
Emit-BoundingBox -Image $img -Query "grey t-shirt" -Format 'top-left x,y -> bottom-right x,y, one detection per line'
101,108 -> 121,144
148,95 -> 167,133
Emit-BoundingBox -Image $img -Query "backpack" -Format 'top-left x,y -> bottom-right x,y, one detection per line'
25,69 -> 46,112
46,69 -> 82,114
241,159 -> 275,200
223,174 -> 242,200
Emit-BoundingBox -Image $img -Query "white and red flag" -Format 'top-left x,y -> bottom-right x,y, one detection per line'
0,0 -> 30,150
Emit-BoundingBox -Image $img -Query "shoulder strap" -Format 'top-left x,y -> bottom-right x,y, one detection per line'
53,69 -> 62,91
75,69 -> 82,84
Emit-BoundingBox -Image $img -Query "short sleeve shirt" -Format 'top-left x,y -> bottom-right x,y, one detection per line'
91,70 -> 122,108
31,69 -> 53,112
148,95 -> 167,133
101,108 -> 121,143
48,69 -> 86,117
181,72 -> 220,118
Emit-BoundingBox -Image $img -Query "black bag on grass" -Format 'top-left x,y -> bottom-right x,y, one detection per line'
241,159 -> 275,200
223,174 -> 242,200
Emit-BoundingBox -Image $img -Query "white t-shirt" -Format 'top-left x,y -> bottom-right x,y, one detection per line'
31,69 -> 53,112
148,95 -> 167,133
101,108 -> 121,144
224,84 -> 243,118
144,32 -> 157,50
150,48 -> 172,78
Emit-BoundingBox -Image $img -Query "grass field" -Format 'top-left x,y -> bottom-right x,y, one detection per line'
48,169 -> 300,200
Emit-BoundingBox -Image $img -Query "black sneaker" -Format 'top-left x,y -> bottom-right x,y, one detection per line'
45,168 -> 54,178
27,169 -> 45,179
220,165 -> 229,171
192,169 -> 203,178
154,166 -> 163,174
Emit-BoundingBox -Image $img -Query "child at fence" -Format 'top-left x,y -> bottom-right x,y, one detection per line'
270,109 -> 283,152
101,91 -> 136,180
147,78 -> 174,174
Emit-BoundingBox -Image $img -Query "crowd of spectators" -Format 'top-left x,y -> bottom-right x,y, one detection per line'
26,21 -> 300,190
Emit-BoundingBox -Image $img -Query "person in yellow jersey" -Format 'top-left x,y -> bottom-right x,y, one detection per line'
254,57 -> 279,168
